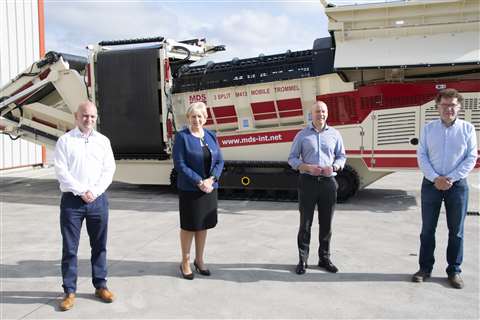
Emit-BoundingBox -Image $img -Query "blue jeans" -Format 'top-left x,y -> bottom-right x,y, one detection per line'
60,192 -> 109,293
419,178 -> 468,275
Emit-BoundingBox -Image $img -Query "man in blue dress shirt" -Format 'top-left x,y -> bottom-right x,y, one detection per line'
413,88 -> 478,289
288,101 -> 346,275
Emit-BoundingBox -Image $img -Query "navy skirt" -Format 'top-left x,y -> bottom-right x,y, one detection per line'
179,189 -> 218,231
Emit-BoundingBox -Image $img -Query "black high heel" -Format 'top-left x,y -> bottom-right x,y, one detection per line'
179,264 -> 194,280
193,260 -> 211,276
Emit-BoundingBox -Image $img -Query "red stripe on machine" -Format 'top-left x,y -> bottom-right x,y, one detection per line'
317,79 -> 480,126
363,157 -> 419,168
32,117 -> 57,129
347,150 -> 417,155
218,129 -> 300,147
218,130 -> 480,171
364,157 -> 480,169
212,105 -> 237,124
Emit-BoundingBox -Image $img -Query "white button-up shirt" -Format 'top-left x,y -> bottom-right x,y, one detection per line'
54,127 -> 116,197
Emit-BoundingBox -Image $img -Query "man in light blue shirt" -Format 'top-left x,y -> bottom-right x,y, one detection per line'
288,101 -> 346,275
413,89 -> 478,289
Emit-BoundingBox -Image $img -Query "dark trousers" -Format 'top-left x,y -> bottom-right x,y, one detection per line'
60,192 -> 109,293
297,174 -> 337,263
419,178 -> 468,275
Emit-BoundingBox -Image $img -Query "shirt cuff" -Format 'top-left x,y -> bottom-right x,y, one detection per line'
289,160 -> 301,171
72,188 -> 88,197
426,173 -> 440,183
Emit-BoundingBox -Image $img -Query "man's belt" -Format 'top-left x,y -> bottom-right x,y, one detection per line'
300,173 -> 333,182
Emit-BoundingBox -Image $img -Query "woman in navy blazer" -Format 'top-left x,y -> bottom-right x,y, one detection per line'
172,102 -> 224,279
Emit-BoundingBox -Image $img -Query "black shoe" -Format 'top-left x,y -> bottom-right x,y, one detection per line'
448,273 -> 464,289
411,270 -> 431,283
295,261 -> 308,275
193,260 -> 211,276
318,259 -> 338,273
179,264 -> 194,280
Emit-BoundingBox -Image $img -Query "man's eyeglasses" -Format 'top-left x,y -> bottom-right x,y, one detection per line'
437,103 -> 460,109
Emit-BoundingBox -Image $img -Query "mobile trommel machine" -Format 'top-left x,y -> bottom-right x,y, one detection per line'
1,0 -> 479,202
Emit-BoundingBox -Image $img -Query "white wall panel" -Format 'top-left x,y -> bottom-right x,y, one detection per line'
1,0 -> 43,170
11,140 -> 21,167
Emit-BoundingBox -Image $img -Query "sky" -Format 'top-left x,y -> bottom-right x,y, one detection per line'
45,0 -> 395,60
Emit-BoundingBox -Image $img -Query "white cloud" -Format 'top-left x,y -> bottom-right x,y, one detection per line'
207,10 -> 325,58
45,1 -> 329,59
46,3 -> 181,55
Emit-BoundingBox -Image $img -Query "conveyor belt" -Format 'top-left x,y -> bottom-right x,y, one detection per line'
172,37 -> 335,92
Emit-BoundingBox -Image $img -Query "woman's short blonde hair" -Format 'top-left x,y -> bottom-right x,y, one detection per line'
186,102 -> 208,119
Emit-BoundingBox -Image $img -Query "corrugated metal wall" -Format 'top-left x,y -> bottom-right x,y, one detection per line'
0,0 -> 43,170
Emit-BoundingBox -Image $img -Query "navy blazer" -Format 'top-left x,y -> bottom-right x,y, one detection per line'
172,128 -> 224,191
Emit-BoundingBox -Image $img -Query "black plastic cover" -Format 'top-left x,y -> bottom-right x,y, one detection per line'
312,37 -> 332,50
95,47 -> 168,159
59,53 -> 88,73
38,51 -> 87,73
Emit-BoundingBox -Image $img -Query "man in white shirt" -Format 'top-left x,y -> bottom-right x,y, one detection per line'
54,101 -> 116,311
413,89 -> 478,289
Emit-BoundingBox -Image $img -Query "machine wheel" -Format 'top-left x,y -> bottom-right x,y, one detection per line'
170,168 -> 178,191
335,164 -> 360,203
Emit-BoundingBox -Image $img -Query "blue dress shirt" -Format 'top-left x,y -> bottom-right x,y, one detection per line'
417,118 -> 478,183
172,128 -> 224,191
288,123 -> 346,176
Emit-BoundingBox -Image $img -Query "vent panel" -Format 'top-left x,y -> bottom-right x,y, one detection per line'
376,111 -> 416,146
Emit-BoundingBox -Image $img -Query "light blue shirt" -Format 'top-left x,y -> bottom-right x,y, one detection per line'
288,123 -> 346,176
417,118 -> 478,182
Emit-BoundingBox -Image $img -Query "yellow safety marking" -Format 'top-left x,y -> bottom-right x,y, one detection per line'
241,176 -> 251,186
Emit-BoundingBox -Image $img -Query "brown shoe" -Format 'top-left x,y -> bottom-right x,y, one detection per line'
95,288 -> 115,303
59,293 -> 75,311
448,274 -> 464,289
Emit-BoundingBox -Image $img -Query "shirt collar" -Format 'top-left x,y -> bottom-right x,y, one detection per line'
308,122 -> 329,132
440,118 -> 458,128
72,127 -> 97,138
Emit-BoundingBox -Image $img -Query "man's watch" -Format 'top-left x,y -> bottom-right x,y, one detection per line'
210,176 -> 218,182
333,165 -> 339,172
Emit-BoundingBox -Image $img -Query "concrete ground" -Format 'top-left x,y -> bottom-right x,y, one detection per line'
0,167 -> 479,319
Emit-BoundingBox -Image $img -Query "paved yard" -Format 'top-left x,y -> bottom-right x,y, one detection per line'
1,167 -> 478,319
